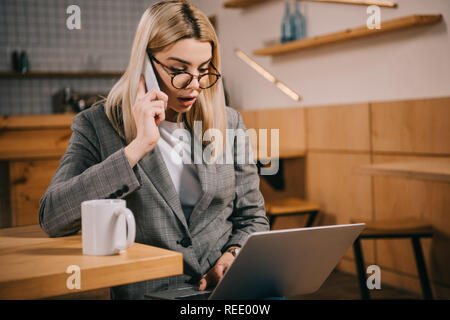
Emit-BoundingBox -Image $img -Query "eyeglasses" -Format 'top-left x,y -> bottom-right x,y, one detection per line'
149,54 -> 221,90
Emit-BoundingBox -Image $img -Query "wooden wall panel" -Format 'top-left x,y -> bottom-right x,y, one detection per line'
306,152 -> 375,262
0,162 -> 10,227
10,160 -> 59,188
239,110 -> 258,131
11,188 -> 46,226
239,110 -> 259,156
10,160 -> 60,226
283,158 -> 306,199
306,103 -> 370,151
239,107 -> 305,159
371,97 -> 450,155
255,107 -> 306,156
373,154 -> 450,293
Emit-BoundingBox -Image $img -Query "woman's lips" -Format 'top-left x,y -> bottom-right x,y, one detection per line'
177,96 -> 196,106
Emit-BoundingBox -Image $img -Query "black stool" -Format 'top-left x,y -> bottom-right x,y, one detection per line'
350,218 -> 434,300
265,197 -> 319,229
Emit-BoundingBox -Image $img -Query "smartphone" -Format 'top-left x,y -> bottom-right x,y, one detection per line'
143,52 -> 160,92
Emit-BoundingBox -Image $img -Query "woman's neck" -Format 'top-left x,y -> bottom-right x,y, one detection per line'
165,108 -> 179,122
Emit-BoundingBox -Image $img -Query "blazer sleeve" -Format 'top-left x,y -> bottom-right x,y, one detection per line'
39,112 -> 142,238
223,110 -> 270,250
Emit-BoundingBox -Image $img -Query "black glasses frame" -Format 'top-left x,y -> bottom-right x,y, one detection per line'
149,54 -> 221,89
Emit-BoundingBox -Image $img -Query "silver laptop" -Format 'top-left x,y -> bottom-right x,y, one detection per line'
144,223 -> 365,300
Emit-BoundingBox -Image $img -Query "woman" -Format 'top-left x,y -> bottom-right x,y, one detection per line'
39,0 -> 269,299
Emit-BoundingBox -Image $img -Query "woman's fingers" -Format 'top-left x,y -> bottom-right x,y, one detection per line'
139,101 -> 164,120
155,89 -> 168,103
143,88 -> 168,109
198,264 -> 227,291
153,102 -> 166,126
136,74 -> 168,110
198,277 -> 207,291
199,272 -> 217,291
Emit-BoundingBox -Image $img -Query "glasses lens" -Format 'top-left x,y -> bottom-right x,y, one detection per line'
172,73 -> 192,89
199,74 -> 219,89
173,73 -> 219,89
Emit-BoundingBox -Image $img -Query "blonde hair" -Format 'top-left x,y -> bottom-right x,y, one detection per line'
100,0 -> 227,155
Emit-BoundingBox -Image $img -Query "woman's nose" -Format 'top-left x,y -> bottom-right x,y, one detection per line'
186,75 -> 201,90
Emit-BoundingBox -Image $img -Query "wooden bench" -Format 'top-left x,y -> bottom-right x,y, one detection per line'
265,197 -> 320,228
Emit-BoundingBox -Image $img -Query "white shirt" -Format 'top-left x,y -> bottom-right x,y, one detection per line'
157,120 -> 202,221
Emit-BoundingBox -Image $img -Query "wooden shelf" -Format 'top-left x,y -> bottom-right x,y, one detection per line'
223,0 -> 270,8
302,0 -> 397,7
224,0 -> 397,9
0,71 -> 123,78
253,14 -> 443,56
0,113 -> 75,130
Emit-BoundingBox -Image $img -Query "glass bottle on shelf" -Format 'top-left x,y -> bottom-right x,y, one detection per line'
12,50 -> 20,72
19,51 -> 29,73
63,87 -> 74,113
291,0 -> 306,40
281,1 -> 293,43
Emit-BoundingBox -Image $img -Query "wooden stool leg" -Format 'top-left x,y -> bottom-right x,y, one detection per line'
353,238 -> 370,300
268,215 -> 276,229
305,211 -> 318,228
411,236 -> 433,300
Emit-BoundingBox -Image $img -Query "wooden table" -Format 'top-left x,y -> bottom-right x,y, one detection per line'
354,157 -> 450,183
0,225 -> 183,299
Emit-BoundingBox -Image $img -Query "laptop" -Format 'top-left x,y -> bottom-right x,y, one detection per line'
144,223 -> 365,300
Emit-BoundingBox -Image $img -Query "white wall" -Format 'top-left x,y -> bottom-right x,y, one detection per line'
191,0 -> 450,109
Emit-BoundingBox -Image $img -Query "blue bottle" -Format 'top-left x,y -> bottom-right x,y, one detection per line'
281,1 -> 293,43
291,0 -> 306,40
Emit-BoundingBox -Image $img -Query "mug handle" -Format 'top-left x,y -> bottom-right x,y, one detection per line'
114,208 -> 136,253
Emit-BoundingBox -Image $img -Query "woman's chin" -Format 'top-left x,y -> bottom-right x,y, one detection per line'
165,98 -> 197,120
173,103 -> 194,113
165,105 -> 192,121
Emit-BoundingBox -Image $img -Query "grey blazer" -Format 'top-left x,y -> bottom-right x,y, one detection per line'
39,104 -> 269,299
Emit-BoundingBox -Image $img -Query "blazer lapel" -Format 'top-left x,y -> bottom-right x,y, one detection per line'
188,161 -> 216,231
187,126 -> 217,231
137,145 -> 189,231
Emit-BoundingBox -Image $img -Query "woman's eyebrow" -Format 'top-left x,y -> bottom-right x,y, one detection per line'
167,56 -> 212,66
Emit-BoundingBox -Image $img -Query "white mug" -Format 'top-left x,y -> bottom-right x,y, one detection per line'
81,199 -> 136,256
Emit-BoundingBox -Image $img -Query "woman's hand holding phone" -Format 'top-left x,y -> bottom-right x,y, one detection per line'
124,75 -> 168,168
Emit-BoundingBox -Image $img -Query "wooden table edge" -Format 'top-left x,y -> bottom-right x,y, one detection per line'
353,164 -> 450,183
